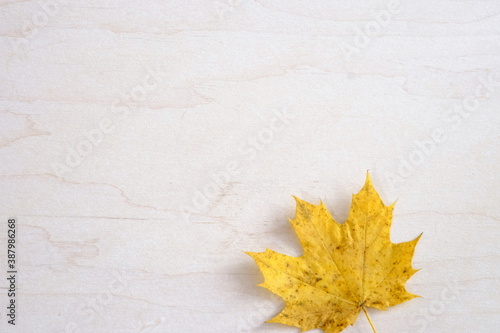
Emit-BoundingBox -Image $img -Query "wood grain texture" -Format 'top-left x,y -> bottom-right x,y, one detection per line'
0,1 -> 499,332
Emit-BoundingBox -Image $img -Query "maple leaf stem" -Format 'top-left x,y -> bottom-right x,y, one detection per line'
362,306 -> 378,333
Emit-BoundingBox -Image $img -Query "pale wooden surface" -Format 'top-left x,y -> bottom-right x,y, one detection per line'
1,1 -> 499,332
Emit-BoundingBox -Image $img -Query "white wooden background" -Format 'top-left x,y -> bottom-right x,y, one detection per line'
1,1 -> 499,332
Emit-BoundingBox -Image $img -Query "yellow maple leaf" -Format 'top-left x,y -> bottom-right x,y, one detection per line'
246,173 -> 421,333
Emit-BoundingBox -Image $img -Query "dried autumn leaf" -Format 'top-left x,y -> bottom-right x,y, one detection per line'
246,173 -> 421,333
